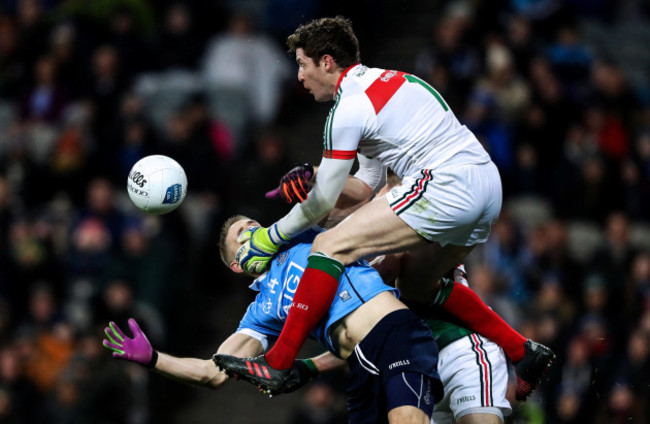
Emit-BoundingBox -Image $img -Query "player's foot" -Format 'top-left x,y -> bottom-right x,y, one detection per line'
213,353 -> 292,392
514,340 -> 556,400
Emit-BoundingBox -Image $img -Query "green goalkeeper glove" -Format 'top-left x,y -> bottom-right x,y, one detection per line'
235,224 -> 289,273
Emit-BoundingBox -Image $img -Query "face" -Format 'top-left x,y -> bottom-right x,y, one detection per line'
226,218 -> 261,270
296,48 -> 337,102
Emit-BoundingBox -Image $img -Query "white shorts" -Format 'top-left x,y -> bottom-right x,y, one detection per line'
431,334 -> 512,424
385,162 -> 502,246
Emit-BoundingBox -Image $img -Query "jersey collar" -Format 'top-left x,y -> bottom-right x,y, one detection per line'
334,63 -> 360,99
249,273 -> 267,291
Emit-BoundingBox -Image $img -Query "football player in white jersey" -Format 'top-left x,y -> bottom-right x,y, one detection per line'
219,16 -> 553,401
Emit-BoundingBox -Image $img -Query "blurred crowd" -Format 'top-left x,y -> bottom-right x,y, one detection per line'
0,0 -> 649,423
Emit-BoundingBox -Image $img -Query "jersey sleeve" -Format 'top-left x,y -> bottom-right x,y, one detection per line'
276,157 -> 354,237
236,298 -> 282,341
323,94 -> 371,157
354,153 -> 387,194
276,96 -> 372,238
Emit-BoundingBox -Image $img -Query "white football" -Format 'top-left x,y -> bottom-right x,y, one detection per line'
127,155 -> 187,214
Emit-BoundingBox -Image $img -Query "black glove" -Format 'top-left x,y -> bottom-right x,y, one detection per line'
265,163 -> 314,204
267,358 -> 319,396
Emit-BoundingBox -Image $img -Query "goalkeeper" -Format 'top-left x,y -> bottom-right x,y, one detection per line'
103,215 -> 443,424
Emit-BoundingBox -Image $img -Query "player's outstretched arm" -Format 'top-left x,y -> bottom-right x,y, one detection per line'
265,162 -> 373,229
103,319 -> 263,390
237,158 -> 355,273
156,333 -> 264,389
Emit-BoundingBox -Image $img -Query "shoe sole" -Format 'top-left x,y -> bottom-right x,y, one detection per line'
516,353 -> 556,400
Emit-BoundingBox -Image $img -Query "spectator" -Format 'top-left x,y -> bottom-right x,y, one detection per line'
590,212 -> 638,306
414,4 -> 481,111
102,217 -> 177,317
14,0 -> 52,85
201,12 -> 291,154
0,16 -> 23,99
149,3 -> 204,71
96,279 -> 165,349
83,44 -> 128,168
475,40 -> 531,124
18,54 -> 69,124
545,24 -> 592,88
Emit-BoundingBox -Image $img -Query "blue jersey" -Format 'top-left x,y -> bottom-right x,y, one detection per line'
237,230 -> 398,355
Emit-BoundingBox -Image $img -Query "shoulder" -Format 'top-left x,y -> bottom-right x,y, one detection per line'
333,65 -> 394,118
336,66 -> 384,98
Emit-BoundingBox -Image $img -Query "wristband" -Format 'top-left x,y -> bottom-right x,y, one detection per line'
146,350 -> 159,369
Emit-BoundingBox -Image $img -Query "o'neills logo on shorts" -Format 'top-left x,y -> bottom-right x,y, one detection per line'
457,395 -> 476,404
388,360 -> 410,369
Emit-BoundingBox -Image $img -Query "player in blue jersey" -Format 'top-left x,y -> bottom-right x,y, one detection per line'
103,215 -> 443,424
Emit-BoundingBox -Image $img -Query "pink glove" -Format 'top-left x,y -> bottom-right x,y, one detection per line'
103,318 -> 158,368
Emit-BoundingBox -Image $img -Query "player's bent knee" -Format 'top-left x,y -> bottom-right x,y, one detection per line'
388,405 -> 430,424
311,232 -> 333,254
311,231 -> 352,262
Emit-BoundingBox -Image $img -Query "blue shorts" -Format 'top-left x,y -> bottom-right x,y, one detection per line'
346,309 -> 444,424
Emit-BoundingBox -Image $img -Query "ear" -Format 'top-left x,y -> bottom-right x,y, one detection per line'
230,261 -> 244,274
321,54 -> 334,71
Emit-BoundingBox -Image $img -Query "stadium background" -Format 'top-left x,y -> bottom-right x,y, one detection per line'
0,0 -> 649,422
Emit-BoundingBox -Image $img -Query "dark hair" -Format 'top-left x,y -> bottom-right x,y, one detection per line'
287,16 -> 360,68
218,214 -> 249,266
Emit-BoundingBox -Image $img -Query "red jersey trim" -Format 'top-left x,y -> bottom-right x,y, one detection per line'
365,70 -> 406,114
334,63 -> 361,97
323,149 -> 357,160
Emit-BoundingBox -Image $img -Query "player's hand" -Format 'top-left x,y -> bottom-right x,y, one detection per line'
265,163 -> 314,204
102,318 -> 157,368
260,359 -> 320,397
236,225 -> 288,273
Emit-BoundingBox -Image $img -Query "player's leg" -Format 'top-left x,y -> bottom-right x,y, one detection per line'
265,195 -> 430,369
382,163 -> 553,399
264,165 -> 493,371
436,335 -> 511,424
387,405 -> 430,424
457,413 -> 503,424
327,173 -> 528,364
277,163 -> 524,368
397,245 -> 527,363
385,372 -> 438,424
312,193 -> 428,263
345,310 -> 442,424
392,242 -> 475,301
398,250 -> 555,399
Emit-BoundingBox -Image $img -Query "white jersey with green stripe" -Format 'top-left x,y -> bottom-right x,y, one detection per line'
325,64 -> 491,179
275,63 -> 492,239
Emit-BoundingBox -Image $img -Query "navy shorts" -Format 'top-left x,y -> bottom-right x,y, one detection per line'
346,309 -> 444,424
